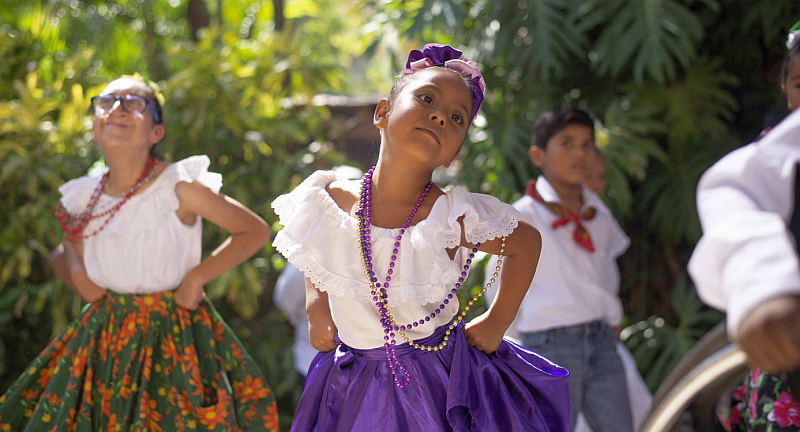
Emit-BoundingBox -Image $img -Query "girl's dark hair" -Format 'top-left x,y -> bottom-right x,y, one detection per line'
782,42 -> 800,84
135,79 -> 165,161
388,67 -> 473,117
531,104 -> 595,149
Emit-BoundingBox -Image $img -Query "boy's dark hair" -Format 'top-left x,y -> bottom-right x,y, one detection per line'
531,104 -> 594,149
782,42 -> 800,85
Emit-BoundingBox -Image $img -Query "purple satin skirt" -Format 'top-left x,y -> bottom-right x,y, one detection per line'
291,322 -> 570,432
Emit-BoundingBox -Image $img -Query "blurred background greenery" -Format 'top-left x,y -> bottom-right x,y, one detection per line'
1,0 -> 799,426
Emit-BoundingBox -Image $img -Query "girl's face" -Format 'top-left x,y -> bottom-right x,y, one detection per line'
376,69 -> 473,169
784,57 -> 800,112
92,78 -> 164,154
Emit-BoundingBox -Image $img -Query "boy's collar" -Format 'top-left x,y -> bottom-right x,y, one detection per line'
534,176 -> 600,209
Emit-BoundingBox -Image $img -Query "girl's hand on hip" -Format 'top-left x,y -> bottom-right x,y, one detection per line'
175,271 -> 206,310
81,284 -> 108,303
464,313 -> 508,354
69,267 -> 107,303
308,317 -> 338,352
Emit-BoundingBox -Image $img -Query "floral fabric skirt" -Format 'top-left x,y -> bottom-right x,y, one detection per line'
716,368 -> 800,431
0,290 -> 278,432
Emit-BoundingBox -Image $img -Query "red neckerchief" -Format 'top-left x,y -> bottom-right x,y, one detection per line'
525,180 -> 597,252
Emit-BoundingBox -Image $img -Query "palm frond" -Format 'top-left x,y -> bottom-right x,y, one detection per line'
592,0 -> 710,84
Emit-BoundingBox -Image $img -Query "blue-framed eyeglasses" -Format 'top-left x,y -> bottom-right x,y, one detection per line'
90,94 -> 161,123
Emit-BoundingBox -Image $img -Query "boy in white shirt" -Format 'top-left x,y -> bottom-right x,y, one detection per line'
489,104 -> 633,432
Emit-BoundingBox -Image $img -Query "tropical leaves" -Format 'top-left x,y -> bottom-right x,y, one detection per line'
482,0 -> 587,81
622,274 -> 724,391
592,0 -> 713,84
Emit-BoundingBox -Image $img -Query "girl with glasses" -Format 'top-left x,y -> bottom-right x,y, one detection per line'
0,75 -> 280,431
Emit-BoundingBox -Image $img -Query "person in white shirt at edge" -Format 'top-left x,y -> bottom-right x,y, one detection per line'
274,263 -> 316,382
273,166 -> 364,384
687,23 -> 800,432
485,104 -> 635,432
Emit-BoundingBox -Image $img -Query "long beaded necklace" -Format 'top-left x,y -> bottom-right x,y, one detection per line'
355,166 -> 506,388
55,157 -> 158,240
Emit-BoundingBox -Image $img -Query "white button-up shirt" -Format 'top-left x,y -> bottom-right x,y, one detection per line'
688,109 -> 800,338
488,176 -> 630,333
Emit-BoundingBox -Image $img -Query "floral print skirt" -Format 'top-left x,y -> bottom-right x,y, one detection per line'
717,367 -> 800,431
0,290 -> 279,432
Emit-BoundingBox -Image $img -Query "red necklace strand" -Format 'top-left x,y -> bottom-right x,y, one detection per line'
55,157 -> 158,240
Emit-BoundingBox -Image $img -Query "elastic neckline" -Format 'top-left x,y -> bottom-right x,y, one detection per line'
315,172 -> 451,232
98,162 -> 175,201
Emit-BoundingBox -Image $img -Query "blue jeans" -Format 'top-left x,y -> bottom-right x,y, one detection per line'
523,321 -> 633,432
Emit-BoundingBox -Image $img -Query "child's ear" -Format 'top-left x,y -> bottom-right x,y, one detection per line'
444,145 -> 462,168
374,98 -> 390,129
529,145 -> 545,168
150,124 -> 165,143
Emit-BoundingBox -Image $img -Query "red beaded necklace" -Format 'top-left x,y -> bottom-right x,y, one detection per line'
55,157 -> 158,240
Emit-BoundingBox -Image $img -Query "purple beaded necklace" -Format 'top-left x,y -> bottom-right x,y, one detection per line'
354,166 -> 486,388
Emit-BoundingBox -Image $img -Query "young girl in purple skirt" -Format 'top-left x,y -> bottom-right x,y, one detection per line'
272,44 -> 570,432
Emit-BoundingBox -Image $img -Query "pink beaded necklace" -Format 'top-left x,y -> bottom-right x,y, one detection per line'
355,166 -> 501,388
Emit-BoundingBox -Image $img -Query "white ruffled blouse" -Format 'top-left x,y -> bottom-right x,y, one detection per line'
58,156 -> 222,294
272,170 -> 521,349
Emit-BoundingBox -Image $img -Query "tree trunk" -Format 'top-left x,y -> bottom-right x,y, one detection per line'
187,0 -> 210,41
142,0 -> 160,78
273,0 -> 284,31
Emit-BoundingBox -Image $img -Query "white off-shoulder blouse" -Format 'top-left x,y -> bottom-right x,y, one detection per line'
58,156 -> 222,294
272,170 -> 521,349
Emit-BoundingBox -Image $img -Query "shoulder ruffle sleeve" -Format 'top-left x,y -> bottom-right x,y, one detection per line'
271,171 -> 371,300
58,174 -> 103,214
410,187 -> 521,284
174,155 -> 223,195
104,155 -> 222,233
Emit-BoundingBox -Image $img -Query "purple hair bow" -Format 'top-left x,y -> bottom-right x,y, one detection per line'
402,44 -> 486,120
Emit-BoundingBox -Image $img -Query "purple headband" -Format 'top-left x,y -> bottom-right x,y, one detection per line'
402,44 -> 486,120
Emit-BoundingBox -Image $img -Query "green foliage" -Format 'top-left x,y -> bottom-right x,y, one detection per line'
593,0 -> 710,84
0,0 -> 365,427
485,0 -> 586,82
621,274 -> 724,392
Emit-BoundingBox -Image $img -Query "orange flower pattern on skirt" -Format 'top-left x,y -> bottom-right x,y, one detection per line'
0,290 -> 278,431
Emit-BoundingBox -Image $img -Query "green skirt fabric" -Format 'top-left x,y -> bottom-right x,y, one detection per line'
0,290 -> 279,432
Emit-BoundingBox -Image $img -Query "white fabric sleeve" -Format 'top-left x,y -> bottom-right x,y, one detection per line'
174,155 -> 223,194
607,215 -> 630,259
688,123 -> 800,338
273,263 -> 308,329
58,175 -> 101,214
